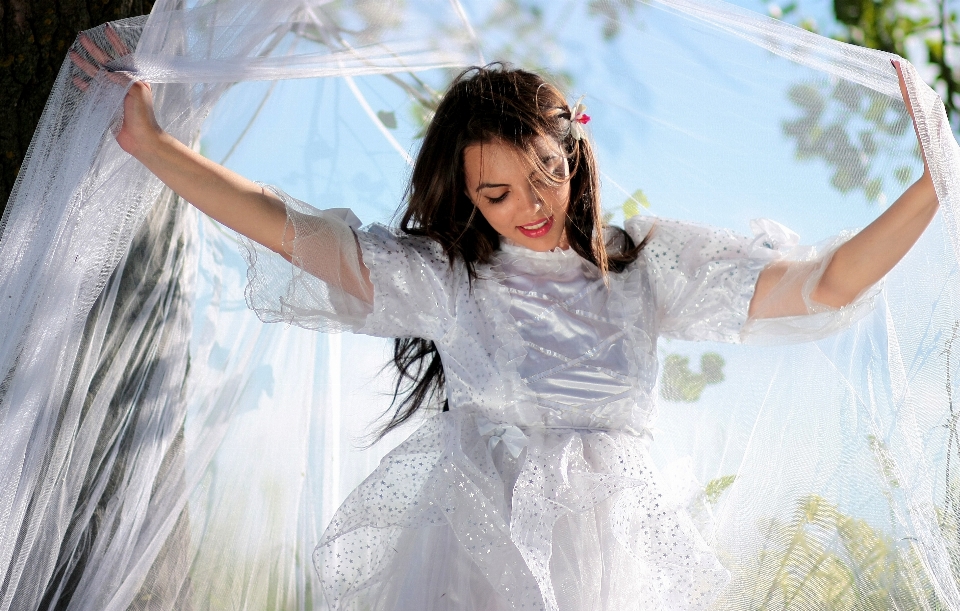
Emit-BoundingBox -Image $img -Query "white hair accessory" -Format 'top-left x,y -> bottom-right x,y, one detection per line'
568,95 -> 591,140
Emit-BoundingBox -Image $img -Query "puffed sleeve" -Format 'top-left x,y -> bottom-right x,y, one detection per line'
626,215 -> 767,343
240,185 -> 457,341
624,215 -> 880,345
352,224 -> 459,340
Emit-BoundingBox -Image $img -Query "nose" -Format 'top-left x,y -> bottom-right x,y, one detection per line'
524,182 -> 545,214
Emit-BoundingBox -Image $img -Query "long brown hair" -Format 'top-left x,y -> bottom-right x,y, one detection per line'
375,64 -> 644,440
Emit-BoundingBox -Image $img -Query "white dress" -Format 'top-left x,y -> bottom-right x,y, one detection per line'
240,188 -> 877,611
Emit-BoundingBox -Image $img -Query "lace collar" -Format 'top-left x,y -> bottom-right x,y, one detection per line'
491,239 -> 595,280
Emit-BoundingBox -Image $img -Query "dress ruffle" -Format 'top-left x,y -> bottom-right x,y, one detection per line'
238,185 -> 373,332
315,411 -> 729,611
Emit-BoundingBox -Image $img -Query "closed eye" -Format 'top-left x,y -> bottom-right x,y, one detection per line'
486,192 -> 509,203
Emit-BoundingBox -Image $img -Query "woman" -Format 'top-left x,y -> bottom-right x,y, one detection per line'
73,36 -> 939,607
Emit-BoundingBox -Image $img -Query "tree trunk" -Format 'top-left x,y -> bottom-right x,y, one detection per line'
0,0 -> 155,218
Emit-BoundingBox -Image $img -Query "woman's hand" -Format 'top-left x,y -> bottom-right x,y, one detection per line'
69,25 -> 163,157
113,82 -> 164,157
892,59 -> 928,173
68,24 -> 302,269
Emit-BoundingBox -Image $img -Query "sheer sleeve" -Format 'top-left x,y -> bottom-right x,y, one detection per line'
352,225 -> 459,340
240,186 -> 458,340
737,222 -> 882,345
624,215 -> 880,345
626,215 -> 767,343
240,185 -> 373,332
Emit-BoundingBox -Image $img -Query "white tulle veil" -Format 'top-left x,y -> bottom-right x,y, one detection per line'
1,0 -> 959,608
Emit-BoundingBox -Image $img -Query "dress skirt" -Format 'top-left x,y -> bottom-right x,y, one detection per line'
314,411 -> 729,611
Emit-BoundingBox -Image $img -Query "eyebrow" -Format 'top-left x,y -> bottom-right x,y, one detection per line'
474,154 -> 564,191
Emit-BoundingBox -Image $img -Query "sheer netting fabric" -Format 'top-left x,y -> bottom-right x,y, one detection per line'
1,0 -> 959,610
241,185 -> 373,331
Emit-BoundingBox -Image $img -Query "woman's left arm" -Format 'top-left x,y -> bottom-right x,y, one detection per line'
749,61 -> 939,318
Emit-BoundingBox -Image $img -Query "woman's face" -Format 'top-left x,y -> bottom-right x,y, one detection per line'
463,138 -> 570,252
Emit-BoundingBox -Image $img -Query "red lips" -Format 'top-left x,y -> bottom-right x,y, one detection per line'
517,215 -> 554,238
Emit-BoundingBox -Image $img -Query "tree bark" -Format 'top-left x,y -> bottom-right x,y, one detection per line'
0,0 -> 155,218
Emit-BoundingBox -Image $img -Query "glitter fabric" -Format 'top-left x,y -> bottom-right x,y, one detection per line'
241,188 -> 877,611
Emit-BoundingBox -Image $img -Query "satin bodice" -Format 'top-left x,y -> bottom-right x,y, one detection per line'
433,241 -> 659,435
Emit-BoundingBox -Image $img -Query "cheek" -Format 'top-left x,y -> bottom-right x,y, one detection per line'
476,203 -> 514,233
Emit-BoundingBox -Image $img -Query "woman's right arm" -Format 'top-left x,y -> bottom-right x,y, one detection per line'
117,81 -> 294,260
109,79 -> 374,302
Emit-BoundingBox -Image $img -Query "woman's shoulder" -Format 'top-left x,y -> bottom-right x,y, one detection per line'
620,214 -> 800,276
622,214 -> 730,246
357,223 -> 466,281
617,215 -> 722,273
359,223 -> 445,254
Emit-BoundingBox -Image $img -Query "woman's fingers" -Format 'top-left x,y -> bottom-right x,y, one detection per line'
72,75 -> 90,92
891,60 -> 915,121
105,71 -> 132,86
891,59 -> 928,172
79,33 -> 112,64
69,50 -> 100,78
104,24 -> 131,57
70,26 -> 136,92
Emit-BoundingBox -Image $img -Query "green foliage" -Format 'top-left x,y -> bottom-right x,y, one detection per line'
376,110 -> 397,129
939,321 -> 960,583
603,188 -> 650,224
937,485 -> 960,587
726,494 -> 942,609
717,428 -> 957,608
772,0 -> 957,204
587,0 -> 640,40
704,474 -> 737,505
771,0 -> 959,133
894,165 -> 914,185
469,1 -> 573,85
660,352 -> 725,402
782,78 -> 912,203
867,434 -> 901,489
838,0 -> 958,132
622,189 -> 650,219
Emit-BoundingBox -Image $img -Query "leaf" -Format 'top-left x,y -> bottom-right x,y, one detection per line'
894,165 -> 913,185
376,110 -> 397,129
704,474 -> 736,504
864,177 -> 883,202
868,434 -> 900,488
700,352 -> 725,384
622,189 -> 650,219
741,493 -> 938,609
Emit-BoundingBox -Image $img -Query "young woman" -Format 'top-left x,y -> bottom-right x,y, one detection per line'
77,32 -> 938,608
